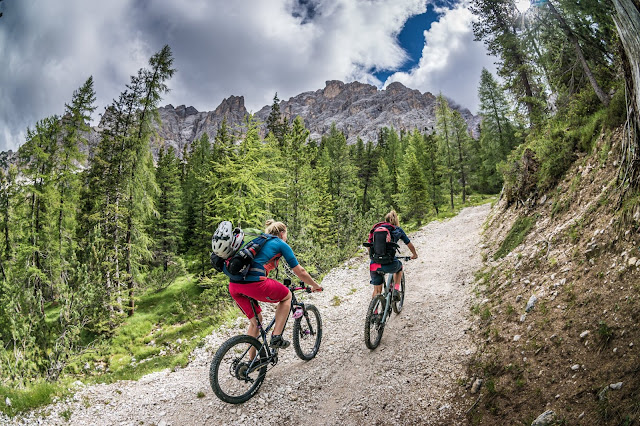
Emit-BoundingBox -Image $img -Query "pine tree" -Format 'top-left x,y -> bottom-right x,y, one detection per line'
57,77 -> 96,282
154,146 -> 184,271
207,115 -> 283,231
317,124 -> 359,248
18,116 -> 61,314
470,0 -> 544,125
82,45 -> 174,320
423,133 -> 445,215
279,116 -> 312,237
397,130 -> 430,224
477,68 -> 517,192
182,133 -> 213,275
435,95 -> 457,210
266,93 -> 288,147
451,110 -> 472,204
123,45 -> 174,315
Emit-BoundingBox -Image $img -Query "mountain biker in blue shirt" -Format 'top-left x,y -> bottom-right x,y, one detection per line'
227,220 -> 322,349
369,210 -> 418,300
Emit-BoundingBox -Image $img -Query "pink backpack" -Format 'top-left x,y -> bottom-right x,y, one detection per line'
366,222 -> 396,264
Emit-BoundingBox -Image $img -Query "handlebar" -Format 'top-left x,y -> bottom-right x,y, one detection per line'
284,279 -> 322,293
397,256 -> 413,261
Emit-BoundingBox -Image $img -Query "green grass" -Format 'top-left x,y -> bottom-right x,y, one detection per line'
1,275 -> 238,417
494,215 -> 537,260
0,381 -> 66,418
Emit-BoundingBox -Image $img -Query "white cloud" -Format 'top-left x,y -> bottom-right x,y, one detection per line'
0,0 -> 494,151
384,2 -> 499,113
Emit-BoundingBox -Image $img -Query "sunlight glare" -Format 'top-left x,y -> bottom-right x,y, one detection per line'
515,0 -> 531,13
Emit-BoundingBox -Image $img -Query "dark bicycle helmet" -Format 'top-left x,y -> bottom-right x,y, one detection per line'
212,221 -> 244,259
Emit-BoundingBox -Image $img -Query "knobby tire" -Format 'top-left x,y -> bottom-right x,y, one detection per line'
210,334 -> 267,404
364,295 -> 386,349
292,304 -> 323,361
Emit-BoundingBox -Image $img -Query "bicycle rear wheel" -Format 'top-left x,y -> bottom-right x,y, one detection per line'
364,295 -> 386,349
392,273 -> 406,314
293,304 -> 323,361
210,334 -> 268,404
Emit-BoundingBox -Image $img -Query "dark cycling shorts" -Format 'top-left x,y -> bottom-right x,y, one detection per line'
369,259 -> 403,285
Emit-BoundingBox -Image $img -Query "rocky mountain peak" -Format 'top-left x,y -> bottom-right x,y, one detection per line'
323,80 -> 345,98
213,95 -> 246,116
91,81 -> 479,159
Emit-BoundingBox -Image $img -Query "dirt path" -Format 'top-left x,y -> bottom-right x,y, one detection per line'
12,204 -> 490,426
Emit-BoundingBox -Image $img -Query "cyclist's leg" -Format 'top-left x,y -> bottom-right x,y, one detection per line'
229,282 -> 265,358
272,289 -> 292,336
392,260 -> 404,290
369,262 -> 384,297
241,278 -> 291,346
247,313 -> 264,339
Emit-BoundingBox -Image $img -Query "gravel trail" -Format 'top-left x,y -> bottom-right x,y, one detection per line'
10,204 -> 490,426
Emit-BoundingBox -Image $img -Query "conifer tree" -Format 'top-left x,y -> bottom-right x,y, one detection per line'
266,93 -> 288,147
123,45 -> 174,315
18,116 -> 61,314
182,133 -> 213,275
207,115 -> 283,231
435,95 -> 457,210
423,133 -> 445,215
83,45 -> 174,319
279,116 -> 313,237
470,0 -> 544,125
317,124 -> 359,248
154,146 -> 184,271
451,110 -> 472,203
57,77 -> 96,282
477,68 -> 517,192
397,130 -> 430,224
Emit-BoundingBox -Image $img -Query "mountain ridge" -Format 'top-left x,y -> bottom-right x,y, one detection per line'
153,79 -> 480,156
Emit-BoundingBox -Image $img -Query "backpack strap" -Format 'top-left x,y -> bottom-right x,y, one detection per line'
367,222 -> 395,243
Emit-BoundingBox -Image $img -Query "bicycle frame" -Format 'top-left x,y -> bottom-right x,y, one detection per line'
379,273 -> 394,324
243,283 -> 309,373
377,256 -> 411,323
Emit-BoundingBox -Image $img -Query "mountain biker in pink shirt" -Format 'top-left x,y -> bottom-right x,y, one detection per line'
369,210 -> 418,300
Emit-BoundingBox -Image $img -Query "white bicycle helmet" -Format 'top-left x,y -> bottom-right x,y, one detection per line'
212,221 -> 244,259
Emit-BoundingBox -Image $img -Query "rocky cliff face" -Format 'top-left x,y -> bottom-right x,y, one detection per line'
152,80 -> 480,156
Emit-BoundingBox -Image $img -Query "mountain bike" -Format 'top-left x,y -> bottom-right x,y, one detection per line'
364,256 -> 411,350
209,279 -> 322,404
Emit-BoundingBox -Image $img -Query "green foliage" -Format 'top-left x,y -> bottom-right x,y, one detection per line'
494,215 -> 536,260
0,381 -> 63,417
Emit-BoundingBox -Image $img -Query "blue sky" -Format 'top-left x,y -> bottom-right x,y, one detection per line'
0,0 -> 498,152
373,3 -> 440,83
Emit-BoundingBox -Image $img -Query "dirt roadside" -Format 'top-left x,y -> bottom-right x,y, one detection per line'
11,204 -> 490,426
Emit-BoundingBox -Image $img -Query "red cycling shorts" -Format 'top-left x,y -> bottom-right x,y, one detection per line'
229,278 -> 290,319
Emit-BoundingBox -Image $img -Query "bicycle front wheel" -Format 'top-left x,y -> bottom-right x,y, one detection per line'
364,295 -> 386,349
392,273 -> 406,314
210,334 -> 268,404
292,304 -> 323,361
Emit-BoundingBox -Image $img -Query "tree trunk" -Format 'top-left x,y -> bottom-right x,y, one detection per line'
547,1 -> 610,106
456,135 -> 467,204
613,0 -> 640,191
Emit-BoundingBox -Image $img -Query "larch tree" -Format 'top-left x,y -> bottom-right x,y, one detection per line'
435,95 -> 457,210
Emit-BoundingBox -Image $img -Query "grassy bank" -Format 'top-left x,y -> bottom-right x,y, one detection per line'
0,275 -> 238,417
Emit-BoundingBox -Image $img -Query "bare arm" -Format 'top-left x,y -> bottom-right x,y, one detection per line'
407,242 -> 418,259
291,265 -> 323,292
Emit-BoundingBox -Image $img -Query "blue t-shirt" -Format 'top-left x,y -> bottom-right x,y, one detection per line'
391,226 -> 411,245
241,237 -> 299,282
